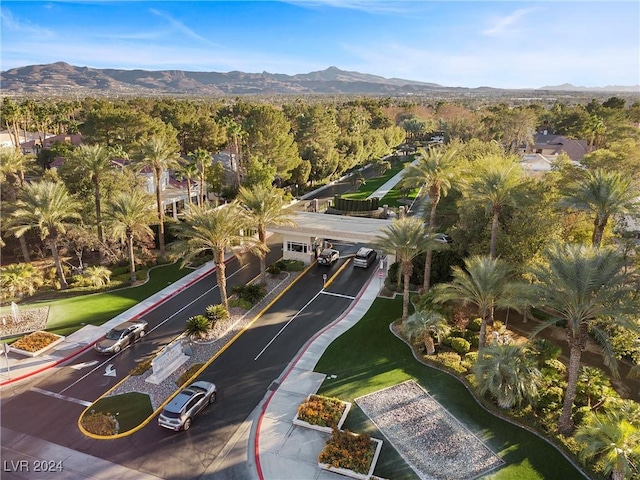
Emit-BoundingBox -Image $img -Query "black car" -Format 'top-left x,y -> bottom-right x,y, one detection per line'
317,248 -> 340,265
94,320 -> 148,354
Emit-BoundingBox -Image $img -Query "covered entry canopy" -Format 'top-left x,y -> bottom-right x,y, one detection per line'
267,212 -> 393,264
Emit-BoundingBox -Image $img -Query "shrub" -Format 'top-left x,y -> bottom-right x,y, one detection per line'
232,283 -> 266,304
318,428 -> 375,475
11,331 -> 60,352
297,395 -> 346,428
432,351 -> 466,373
467,317 -> 482,332
542,358 -> 566,375
176,363 -> 205,387
81,411 -> 119,436
229,297 -> 252,310
185,315 -> 211,338
273,259 -> 304,272
450,337 -> 471,355
205,304 -> 229,323
461,351 -> 479,369
129,358 -> 152,376
267,264 -> 281,275
531,338 -> 562,365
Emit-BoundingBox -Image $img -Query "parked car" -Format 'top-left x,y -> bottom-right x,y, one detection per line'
94,320 -> 148,354
158,381 -> 218,431
317,248 -> 340,265
353,247 -> 378,268
429,233 -> 452,244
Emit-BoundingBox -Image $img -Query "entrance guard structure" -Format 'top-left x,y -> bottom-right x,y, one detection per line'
267,212 -> 394,265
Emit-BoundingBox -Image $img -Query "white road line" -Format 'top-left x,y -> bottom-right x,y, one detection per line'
30,387 -> 92,407
320,291 -> 355,300
58,265 -> 248,395
253,289 -> 323,361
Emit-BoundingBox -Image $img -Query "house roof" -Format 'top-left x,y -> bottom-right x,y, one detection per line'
531,133 -> 590,162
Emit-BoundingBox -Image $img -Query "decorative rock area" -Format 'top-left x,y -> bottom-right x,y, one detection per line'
356,380 -> 504,480
0,307 -> 50,337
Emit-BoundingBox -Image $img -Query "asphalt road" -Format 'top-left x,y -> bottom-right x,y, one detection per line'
1,239 -> 373,479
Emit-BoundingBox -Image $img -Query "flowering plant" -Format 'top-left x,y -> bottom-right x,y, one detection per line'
296,394 -> 346,428
11,331 -> 60,352
318,428 -> 376,475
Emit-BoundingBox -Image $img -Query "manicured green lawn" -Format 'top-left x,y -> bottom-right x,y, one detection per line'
341,162 -> 407,200
315,297 -> 586,480
86,392 -> 154,434
24,262 -> 193,336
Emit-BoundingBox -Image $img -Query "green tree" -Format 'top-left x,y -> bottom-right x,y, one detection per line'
136,135 -> 182,259
67,144 -> 113,254
0,147 -> 31,261
82,265 -> 112,288
575,411 -> 640,480
106,190 -> 156,285
529,244 -> 638,434
175,158 -> 200,205
560,169 -> 639,248
463,155 -> 524,259
374,217 -> 429,320
473,343 -> 542,409
433,256 -> 523,349
402,309 -> 451,355
6,181 -> 81,289
0,263 -> 44,300
401,145 -> 459,290
238,185 -> 297,281
170,203 -> 267,310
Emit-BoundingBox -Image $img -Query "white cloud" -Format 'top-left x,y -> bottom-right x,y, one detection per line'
481,8 -> 536,37
0,8 -> 55,39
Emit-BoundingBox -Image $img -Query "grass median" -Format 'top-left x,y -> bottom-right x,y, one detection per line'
315,297 -> 585,480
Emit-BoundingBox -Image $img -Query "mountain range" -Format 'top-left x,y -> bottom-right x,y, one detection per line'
1,62 -> 638,96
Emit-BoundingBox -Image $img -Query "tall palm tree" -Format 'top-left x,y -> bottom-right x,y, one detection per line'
463,155 -> 524,259
68,144 -> 113,254
170,202 -> 267,310
176,159 -> 200,205
7,181 -> 81,289
529,243 -> 638,434
402,309 -> 451,355
374,217 -> 430,320
106,190 -> 156,285
575,411 -> 640,480
137,135 -> 182,259
238,184 -> 297,281
561,169 -> 639,248
222,118 -> 244,187
433,255 -> 523,349
472,343 -> 542,409
401,145 -> 459,291
0,147 -> 30,261
190,148 -> 211,206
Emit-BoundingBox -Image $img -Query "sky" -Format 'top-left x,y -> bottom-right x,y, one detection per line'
1,1 -> 639,90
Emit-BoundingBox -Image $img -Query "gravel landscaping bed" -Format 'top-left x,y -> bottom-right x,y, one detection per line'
0,307 -> 50,337
356,380 -> 504,480
108,272 -> 299,410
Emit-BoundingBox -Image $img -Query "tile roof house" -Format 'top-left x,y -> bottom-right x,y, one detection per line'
519,132 -> 591,174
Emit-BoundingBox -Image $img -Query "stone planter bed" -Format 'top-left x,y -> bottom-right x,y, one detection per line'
318,429 -> 383,480
9,331 -> 65,357
293,394 -> 351,433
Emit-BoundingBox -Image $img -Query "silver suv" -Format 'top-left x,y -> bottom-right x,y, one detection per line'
158,381 -> 217,431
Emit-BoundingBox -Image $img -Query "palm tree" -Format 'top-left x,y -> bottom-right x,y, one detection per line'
0,147 -> 30,261
68,144 -> 113,254
191,148 -> 211,206
0,263 -> 43,300
529,243 -> 638,434
170,202 -> 267,310
433,255 -> 523,349
106,190 -> 156,285
7,181 -> 81,289
402,309 -> 451,355
222,118 -> 244,187
401,145 -> 459,291
561,169 -> 639,248
82,265 -> 112,288
463,155 -> 524,259
374,217 -> 430,320
137,135 -> 182,259
575,411 -> 640,480
176,159 -> 200,205
472,343 -> 542,409
238,184 -> 297,281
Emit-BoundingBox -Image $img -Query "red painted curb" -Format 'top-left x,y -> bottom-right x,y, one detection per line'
254,272 -> 376,480
0,261 -> 221,387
